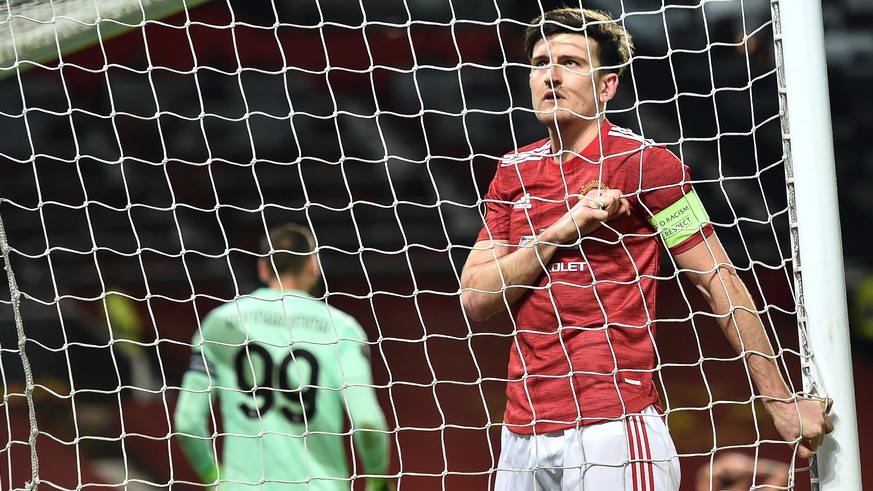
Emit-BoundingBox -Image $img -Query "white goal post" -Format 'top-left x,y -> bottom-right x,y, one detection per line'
0,0 -> 210,73
776,1 -> 861,489
0,1 -> 862,490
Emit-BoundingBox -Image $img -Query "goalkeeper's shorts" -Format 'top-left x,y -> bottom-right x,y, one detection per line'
493,405 -> 680,491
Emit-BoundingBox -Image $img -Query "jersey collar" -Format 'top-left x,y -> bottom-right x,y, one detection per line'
548,119 -> 613,165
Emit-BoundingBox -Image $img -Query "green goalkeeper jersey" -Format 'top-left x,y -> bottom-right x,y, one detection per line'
174,287 -> 390,490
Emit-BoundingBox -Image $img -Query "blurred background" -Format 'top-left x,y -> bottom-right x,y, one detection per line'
0,0 -> 870,489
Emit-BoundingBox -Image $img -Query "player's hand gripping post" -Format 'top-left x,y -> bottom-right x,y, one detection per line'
764,395 -> 834,459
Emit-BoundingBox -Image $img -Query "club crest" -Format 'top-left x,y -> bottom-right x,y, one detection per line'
579,180 -> 609,197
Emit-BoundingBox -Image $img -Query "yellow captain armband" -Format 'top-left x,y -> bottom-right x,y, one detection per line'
647,189 -> 710,248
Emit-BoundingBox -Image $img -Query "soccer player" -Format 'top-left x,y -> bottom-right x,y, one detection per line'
459,7 -> 834,490
696,452 -> 789,491
174,223 -> 393,491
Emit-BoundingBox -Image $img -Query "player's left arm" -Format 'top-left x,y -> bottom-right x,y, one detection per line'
673,234 -> 833,458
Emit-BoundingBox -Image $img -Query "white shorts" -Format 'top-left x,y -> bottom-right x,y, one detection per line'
493,405 -> 681,491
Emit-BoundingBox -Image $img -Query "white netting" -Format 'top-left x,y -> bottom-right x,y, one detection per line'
0,1 -> 829,490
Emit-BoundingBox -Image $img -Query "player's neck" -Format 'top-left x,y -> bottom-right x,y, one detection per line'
548,118 -> 603,163
266,275 -> 310,293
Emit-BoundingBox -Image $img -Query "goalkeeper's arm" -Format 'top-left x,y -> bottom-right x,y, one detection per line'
173,356 -> 220,484
346,383 -> 392,490
339,336 -> 392,487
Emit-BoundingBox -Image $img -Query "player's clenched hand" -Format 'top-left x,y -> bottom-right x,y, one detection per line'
765,396 -> 834,459
561,189 -> 630,239
580,189 -> 629,217
366,477 -> 396,491
547,189 -> 629,244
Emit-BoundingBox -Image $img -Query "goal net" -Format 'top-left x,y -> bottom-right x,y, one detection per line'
0,1 -> 854,490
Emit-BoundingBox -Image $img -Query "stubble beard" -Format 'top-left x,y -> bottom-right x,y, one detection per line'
535,105 -> 595,132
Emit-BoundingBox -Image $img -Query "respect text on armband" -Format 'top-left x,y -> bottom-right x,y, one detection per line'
647,190 -> 710,248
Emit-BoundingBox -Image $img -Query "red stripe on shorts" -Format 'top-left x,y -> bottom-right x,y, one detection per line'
627,415 -> 655,491
637,415 -> 656,489
625,417 -> 639,491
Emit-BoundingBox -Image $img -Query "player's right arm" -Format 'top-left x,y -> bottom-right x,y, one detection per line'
338,323 -> 392,488
173,331 -> 220,485
460,188 -> 629,321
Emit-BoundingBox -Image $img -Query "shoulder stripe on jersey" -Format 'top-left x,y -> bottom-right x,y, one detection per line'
500,141 -> 550,167
608,125 -> 654,146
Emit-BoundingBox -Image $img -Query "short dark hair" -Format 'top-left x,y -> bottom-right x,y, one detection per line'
258,223 -> 316,276
523,8 -> 634,76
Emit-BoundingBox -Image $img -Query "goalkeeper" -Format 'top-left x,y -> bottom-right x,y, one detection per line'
460,7 -> 833,491
174,223 -> 393,490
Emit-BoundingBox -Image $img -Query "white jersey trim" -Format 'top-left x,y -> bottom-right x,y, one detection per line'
608,125 -> 655,146
500,141 -> 551,167
499,126 -> 654,168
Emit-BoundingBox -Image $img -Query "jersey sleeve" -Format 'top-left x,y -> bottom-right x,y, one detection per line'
337,317 -> 391,476
173,329 -> 220,484
476,165 -> 511,243
199,306 -> 248,365
638,146 -> 714,254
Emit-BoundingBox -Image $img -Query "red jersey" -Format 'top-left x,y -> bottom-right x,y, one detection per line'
476,120 -> 714,434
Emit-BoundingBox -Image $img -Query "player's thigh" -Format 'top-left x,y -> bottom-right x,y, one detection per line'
563,407 -> 680,491
494,427 -> 563,491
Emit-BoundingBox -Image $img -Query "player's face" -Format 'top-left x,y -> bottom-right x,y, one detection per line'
529,33 -> 613,129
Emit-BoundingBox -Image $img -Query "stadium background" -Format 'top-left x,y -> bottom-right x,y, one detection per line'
1,0 -> 870,489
